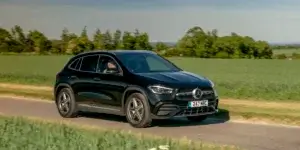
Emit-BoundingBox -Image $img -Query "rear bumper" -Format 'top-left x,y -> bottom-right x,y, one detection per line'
151,98 -> 219,119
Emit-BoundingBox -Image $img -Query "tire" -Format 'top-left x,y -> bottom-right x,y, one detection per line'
187,115 -> 208,122
125,93 -> 152,128
56,87 -> 78,118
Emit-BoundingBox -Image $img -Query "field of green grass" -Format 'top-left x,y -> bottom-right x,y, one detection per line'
0,115 -> 238,150
0,55 -> 300,101
273,48 -> 300,56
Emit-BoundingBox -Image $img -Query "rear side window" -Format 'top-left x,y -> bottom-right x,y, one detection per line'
79,55 -> 99,72
69,58 -> 80,70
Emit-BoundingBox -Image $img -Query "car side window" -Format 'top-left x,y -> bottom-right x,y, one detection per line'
69,58 -> 80,70
79,55 -> 99,72
97,55 -> 120,74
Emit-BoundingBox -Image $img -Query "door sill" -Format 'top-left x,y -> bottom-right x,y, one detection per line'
78,104 -> 125,116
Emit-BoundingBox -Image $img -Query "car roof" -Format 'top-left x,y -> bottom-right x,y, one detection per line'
67,50 -> 157,66
75,49 -> 156,57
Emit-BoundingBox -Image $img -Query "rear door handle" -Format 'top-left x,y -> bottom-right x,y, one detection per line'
70,75 -> 78,79
93,77 -> 101,81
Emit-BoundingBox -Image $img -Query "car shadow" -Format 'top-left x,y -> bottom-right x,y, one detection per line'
78,109 -> 230,128
152,109 -> 230,127
78,112 -> 128,123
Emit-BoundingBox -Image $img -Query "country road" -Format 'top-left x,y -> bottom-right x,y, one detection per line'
0,97 -> 299,150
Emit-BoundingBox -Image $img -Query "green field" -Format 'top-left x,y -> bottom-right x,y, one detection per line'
0,115 -> 238,150
0,55 -> 300,101
273,48 -> 300,56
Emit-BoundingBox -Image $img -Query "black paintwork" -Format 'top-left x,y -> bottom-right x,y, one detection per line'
54,50 -> 219,119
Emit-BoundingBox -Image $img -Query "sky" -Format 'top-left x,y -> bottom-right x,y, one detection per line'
0,0 -> 300,44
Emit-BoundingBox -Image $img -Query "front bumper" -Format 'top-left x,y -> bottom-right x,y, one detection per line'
151,98 -> 219,119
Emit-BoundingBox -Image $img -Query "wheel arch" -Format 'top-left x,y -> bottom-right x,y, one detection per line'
121,85 -> 148,112
54,83 -> 73,104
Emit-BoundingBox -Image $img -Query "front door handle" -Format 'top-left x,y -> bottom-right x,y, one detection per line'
93,77 -> 101,81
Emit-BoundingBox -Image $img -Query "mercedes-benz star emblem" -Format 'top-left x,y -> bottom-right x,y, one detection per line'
192,88 -> 203,99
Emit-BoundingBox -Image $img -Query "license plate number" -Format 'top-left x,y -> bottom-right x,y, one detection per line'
188,100 -> 208,108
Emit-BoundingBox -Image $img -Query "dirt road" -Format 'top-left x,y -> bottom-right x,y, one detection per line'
0,97 -> 299,150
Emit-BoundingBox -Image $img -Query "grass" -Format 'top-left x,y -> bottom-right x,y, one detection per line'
0,55 -> 300,101
0,115 -> 239,150
219,103 -> 300,125
0,87 -> 51,100
272,48 -> 300,56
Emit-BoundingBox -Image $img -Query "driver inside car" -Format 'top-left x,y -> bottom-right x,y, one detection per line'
103,60 -> 118,74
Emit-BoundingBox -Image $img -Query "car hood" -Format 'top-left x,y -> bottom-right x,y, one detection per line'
136,71 -> 212,88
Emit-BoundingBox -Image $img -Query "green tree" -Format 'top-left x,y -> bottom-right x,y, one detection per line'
65,33 -> 78,54
133,29 -> 141,50
122,31 -> 135,50
27,30 -> 52,54
254,41 -> 273,59
102,30 -> 113,50
10,25 -> 30,53
112,29 -> 122,49
50,39 -> 64,54
77,26 -> 94,52
93,28 -> 104,50
60,27 -> 71,53
0,28 -> 12,52
177,26 -> 208,57
135,32 -> 152,50
0,25 -> 274,59
155,42 -> 169,52
213,36 -> 239,58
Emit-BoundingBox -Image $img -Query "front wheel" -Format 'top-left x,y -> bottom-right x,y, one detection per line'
187,115 -> 208,122
125,93 -> 152,128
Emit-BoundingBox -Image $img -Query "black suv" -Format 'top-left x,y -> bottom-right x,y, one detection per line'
54,50 -> 219,128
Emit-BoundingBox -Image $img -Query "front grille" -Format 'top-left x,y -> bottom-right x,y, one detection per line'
176,106 -> 216,116
176,87 -> 215,101
155,100 -> 218,117
175,100 -> 217,116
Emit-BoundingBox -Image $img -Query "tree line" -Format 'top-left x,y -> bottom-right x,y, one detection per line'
0,25 -> 273,59
271,44 -> 300,50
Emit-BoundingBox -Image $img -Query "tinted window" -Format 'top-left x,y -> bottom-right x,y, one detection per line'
79,55 -> 99,72
146,56 -> 170,71
97,55 -> 121,74
77,58 -> 82,70
69,58 -> 80,70
116,53 -> 180,73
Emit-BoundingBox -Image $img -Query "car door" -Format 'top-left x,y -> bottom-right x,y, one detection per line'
66,57 -> 89,105
73,54 -> 102,106
92,54 -> 128,109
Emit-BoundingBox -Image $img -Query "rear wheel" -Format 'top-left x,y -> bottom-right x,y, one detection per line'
56,87 -> 78,118
187,115 -> 208,122
125,93 -> 152,128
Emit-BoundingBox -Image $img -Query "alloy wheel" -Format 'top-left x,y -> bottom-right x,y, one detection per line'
58,92 -> 71,115
127,97 -> 144,124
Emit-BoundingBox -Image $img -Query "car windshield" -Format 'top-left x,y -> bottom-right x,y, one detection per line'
116,52 -> 181,73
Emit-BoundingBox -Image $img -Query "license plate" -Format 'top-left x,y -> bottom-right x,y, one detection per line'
188,100 -> 208,108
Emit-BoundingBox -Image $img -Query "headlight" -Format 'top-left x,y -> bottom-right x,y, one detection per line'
148,85 -> 173,94
208,80 -> 218,96
213,88 -> 218,97
208,79 -> 214,88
